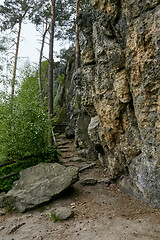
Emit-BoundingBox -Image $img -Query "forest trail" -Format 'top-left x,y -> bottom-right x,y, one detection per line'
0,135 -> 160,240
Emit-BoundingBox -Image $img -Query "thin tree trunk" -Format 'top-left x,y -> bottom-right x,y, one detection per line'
11,7 -> 29,97
11,20 -> 22,97
38,20 -> 49,102
48,0 -> 56,117
48,0 -> 56,145
75,0 -> 80,70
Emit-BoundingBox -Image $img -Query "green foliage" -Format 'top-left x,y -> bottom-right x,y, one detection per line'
58,45 -> 75,65
54,0 -> 76,42
40,60 -> 49,104
0,67 -> 48,160
41,60 -> 48,75
50,213 -> 59,222
0,62 -> 59,192
0,150 -> 58,192
0,0 -> 43,30
57,73 -> 64,84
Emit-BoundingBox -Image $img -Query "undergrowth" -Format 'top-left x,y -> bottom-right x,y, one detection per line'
0,62 -> 59,192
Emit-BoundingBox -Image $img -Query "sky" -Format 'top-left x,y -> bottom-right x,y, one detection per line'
18,22 -> 62,65
0,0 -> 62,66
19,22 -> 49,64
0,0 -> 65,92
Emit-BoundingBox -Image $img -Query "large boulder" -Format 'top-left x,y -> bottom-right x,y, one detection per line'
5,163 -> 79,212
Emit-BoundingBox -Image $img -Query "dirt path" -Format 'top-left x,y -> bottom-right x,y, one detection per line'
0,136 -> 160,240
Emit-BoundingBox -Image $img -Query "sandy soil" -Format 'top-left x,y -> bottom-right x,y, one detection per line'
0,137 -> 160,240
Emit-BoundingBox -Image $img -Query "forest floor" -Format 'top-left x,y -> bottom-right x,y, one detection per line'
0,136 -> 160,240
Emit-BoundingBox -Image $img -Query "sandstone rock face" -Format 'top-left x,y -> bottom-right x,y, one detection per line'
5,163 -> 79,212
76,1 -> 160,207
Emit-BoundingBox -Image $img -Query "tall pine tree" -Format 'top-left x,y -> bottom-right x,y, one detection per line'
0,0 -> 43,97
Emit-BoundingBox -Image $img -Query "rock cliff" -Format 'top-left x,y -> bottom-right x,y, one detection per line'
69,0 -> 160,207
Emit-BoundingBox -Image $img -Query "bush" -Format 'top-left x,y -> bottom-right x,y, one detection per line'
0,63 -> 58,191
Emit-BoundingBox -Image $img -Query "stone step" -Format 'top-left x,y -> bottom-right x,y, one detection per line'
60,150 -> 73,153
58,146 -> 70,150
56,137 -> 66,141
63,155 -> 78,159
70,156 -> 86,162
60,141 -> 72,146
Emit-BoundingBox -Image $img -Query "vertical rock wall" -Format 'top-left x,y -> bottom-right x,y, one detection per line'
75,0 -> 160,207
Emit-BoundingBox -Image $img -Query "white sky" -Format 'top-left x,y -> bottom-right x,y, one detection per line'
0,0 -> 62,66
19,22 -> 62,64
7,21 -> 61,66
0,0 -> 65,93
19,22 -> 48,64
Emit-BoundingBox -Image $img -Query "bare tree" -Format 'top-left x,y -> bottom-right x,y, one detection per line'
38,20 -> 49,101
75,0 -> 80,69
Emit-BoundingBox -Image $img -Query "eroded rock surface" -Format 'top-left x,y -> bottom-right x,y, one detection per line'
72,0 -> 160,207
5,163 -> 79,212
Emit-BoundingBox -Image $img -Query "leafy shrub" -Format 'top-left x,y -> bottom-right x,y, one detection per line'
0,63 -> 58,191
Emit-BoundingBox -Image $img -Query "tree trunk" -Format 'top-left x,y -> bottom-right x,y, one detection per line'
11,7 -> 29,97
38,21 -> 49,102
48,0 -> 56,117
48,0 -> 56,145
11,20 -> 22,97
75,0 -> 80,70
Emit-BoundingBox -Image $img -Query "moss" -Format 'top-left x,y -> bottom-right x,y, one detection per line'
50,213 -> 59,222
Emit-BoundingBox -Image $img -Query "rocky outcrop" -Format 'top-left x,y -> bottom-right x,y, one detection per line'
5,163 -> 79,212
73,0 -> 160,207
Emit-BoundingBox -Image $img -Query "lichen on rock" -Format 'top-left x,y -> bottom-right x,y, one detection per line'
5,163 -> 79,212
71,0 -> 160,207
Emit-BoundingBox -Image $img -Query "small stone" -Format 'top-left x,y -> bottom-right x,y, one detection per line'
71,206 -> 75,209
77,149 -> 88,158
70,203 -> 76,209
70,202 -> 76,208
99,178 -> 111,186
81,178 -> 97,186
51,207 -> 73,221
0,225 -> 5,231
70,202 -> 75,206
0,209 -> 5,216
8,223 -> 25,234
72,156 -> 84,162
